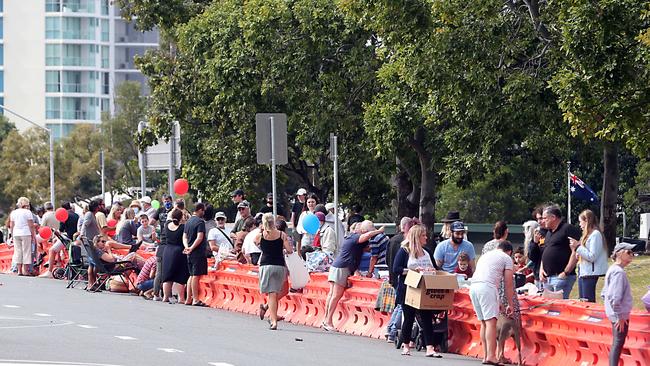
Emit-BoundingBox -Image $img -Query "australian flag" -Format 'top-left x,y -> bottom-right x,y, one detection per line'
569,172 -> 599,204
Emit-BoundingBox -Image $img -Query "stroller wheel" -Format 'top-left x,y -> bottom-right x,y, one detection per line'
52,268 -> 65,280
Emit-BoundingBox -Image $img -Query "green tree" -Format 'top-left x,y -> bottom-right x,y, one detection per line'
0,115 -> 16,147
134,0 -> 391,210
0,128 -> 51,204
550,0 -> 650,249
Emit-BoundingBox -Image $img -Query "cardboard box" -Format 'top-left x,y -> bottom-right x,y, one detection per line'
404,270 -> 458,310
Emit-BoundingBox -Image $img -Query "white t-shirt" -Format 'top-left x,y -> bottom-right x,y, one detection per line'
208,226 -> 231,247
407,252 -> 434,271
10,208 -> 34,237
243,228 -> 262,255
472,249 -> 513,289
41,211 -> 59,230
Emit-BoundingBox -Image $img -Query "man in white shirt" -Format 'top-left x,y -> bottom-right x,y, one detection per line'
469,241 -> 515,365
208,212 -> 235,266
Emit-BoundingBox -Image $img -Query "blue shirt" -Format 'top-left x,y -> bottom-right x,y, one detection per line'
433,239 -> 476,272
332,233 -> 368,272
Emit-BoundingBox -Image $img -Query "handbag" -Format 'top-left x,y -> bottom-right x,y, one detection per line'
374,280 -> 396,313
305,250 -> 332,272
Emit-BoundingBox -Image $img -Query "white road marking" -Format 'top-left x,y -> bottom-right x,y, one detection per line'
114,336 -> 137,340
33,313 -> 52,317
2,305 -> 20,308
0,316 -> 74,330
0,360 -> 123,366
208,363 -> 235,366
156,348 -> 184,353
77,324 -> 97,329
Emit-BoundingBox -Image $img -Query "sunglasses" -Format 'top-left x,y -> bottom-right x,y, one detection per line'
238,207 -> 246,211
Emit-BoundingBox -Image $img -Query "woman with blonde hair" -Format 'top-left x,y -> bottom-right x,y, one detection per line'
255,213 -> 293,330
391,224 -> 442,358
569,209 -> 608,302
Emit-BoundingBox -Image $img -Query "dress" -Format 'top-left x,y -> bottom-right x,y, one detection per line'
161,223 -> 190,284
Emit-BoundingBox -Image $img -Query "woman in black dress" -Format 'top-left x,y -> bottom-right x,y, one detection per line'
161,209 -> 190,303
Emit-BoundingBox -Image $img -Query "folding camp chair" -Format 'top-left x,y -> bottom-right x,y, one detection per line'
81,237 -> 138,292
49,232 -> 90,288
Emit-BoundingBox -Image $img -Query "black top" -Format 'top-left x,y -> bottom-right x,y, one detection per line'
541,221 -> 581,276
184,216 -> 207,258
386,232 -> 404,288
157,209 -> 170,245
391,247 -> 410,305
164,223 -> 185,247
291,201 -> 303,227
59,210 -> 79,239
259,233 -> 285,267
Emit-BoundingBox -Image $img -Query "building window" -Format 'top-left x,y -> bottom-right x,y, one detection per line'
101,98 -> 110,113
46,17 -> 61,39
46,44 -> 61,66
46,123 -> 76,139
0,0 -> 3,13
101,46 -> 109,68
0,45 -> 3,66
46,0 -> 60,12
46,71 -> 61,92
102,72 -> 109,94
46,97 -> 61,119
0,71 -> 3,93
101,19 -> 109,42
0,18 -> 3,39
101,0 -> 109,15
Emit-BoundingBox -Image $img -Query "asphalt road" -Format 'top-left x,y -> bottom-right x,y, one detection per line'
0,274 -> 482,366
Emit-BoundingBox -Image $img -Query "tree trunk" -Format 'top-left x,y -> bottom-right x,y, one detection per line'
600,143 -> 619,253
392,156 -> 419,223
409,126 -> 436,230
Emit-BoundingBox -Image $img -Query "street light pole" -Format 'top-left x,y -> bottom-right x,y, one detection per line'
0,104 -> 56,206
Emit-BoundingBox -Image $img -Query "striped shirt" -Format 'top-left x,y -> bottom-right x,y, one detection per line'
136,256 -> 157,285
369,233 -> 389,265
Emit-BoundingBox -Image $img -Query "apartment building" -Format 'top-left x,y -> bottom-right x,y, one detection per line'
2,0 -> 158,138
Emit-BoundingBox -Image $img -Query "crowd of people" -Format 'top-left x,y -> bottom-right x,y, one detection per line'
1,193 -> 642,364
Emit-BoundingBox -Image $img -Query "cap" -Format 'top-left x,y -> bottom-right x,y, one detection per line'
215,211 -> 227,219
266,192 -> 274,199
296,188 -> 307,196
450,221 -> 466,232
237,200 -> 250,209
325,202 -> 335,211
140,196 -> 151,204
315,212 -> 326,222
613,242 -> 636,253
231,189 -> 245,197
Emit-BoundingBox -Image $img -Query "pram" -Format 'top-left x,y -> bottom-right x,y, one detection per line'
394,310 -> 449,353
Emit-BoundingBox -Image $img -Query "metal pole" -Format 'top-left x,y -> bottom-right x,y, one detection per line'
333,135 -> 339,243
49,131 -> 55,207
100,149 -> 105,201
168,122 -> 176,199
567,161 -> 572,224
270,116 -> 277,217
138,121 -> 146,198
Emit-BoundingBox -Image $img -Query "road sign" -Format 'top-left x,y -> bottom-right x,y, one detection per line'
255,113 -> 288,165
144,121 -> 181,171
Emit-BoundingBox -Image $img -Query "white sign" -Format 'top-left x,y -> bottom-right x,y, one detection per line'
143,121 -> 181,171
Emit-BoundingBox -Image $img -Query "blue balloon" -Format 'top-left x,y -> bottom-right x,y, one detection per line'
303,213 -> 320,235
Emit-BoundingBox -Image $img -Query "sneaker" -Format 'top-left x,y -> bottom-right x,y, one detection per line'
152,296 -> 163,302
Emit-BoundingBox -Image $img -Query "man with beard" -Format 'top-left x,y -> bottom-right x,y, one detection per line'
434,221 -> 476,273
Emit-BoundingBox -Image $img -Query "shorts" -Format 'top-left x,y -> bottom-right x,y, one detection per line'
187,255 -> 208,276
50,239 -> 66,253
137,279 -> 154,292
328,266 -> 351,287
469,282 -> 499,321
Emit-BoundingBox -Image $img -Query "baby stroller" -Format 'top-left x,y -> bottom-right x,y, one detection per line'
395,310 -> 449,353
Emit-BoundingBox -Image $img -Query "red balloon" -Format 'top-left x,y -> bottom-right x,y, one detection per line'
174,178 -> 189,195
55,207 -> 68,222
107,219 -> 118,228
39,226 -> 53,240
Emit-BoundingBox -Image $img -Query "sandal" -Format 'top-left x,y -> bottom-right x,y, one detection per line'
269,322 -> 277,330
192,301 -> 208,307
321,322 -> 335,332
425,352 -> 443,358
259,304 -> 268,320
401,347 -> 411,356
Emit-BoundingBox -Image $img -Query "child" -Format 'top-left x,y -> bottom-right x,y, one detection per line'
513,247 -> 534,284
454,252 -> 473,279
137,214 -> 157,246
